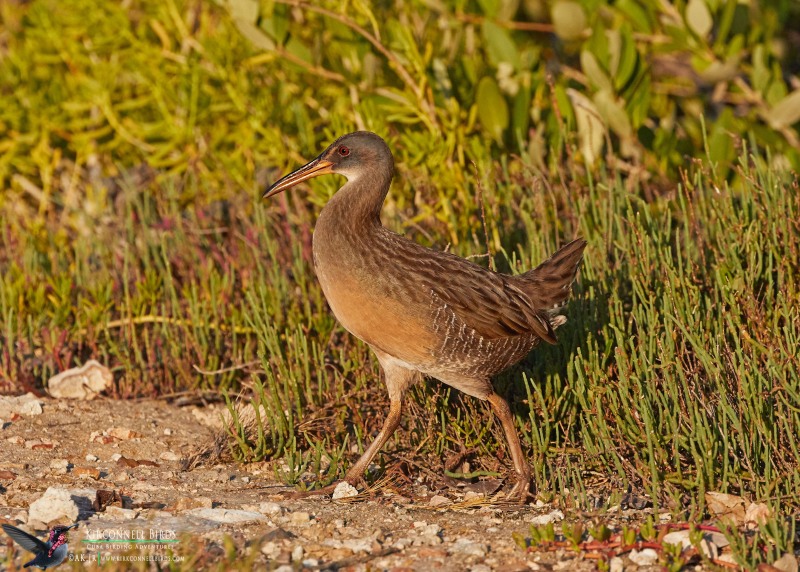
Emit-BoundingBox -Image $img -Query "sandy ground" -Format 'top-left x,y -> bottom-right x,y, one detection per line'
0,396 -> 724,571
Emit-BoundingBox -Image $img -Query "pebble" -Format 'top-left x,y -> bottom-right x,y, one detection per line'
332,481 -> 359,500
452,538 -> 487,557
428,494 -> 452,507
25,439 -> 58,450
185,508 -> 266,524
291,545 -> 304,561
85,454 -> 98,462
342,538 -> 373,553
628,548 -> 659,566
663,529 -> 721,559
47,360 -> 110,400
0,393 -> 43,417
103,506 -> 138,519
49,458 -> 70,474
609,556 -> 624,572
528,509 -> 564,525
289,511 -> 312,525
159,451 -> 181,461
259,502 -> 283,516
261,541 -> 280,559
773,553 -> 799,572
73,467 -> 101,480
28,486 -> 95,528
29,487 -> 79,525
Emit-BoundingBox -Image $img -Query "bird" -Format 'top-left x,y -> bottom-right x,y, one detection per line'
1,523 -> 78,569
264,131 -> 586,502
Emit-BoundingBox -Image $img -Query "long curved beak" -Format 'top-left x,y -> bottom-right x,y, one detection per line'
263,157 -> 334,199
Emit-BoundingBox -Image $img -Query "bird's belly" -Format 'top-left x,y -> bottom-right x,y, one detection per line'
315,266 -> 435,368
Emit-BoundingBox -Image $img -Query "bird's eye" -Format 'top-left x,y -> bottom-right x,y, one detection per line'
338,146 -> 350,157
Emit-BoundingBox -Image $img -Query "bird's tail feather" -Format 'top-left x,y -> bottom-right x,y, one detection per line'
519,238 -> 587,314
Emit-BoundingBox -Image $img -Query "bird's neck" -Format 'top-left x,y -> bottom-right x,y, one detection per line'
317,170 -> 392,237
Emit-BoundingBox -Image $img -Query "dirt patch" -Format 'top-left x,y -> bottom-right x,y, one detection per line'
0,397 -> 725,570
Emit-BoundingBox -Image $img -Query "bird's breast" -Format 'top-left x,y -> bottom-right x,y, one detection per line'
312,232 -> 436,368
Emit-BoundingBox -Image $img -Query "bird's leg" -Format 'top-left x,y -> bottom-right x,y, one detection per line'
285,398 -> 403,499
343,397 -> 403,484
285,359 -> 417,499
343,354 -> 420,488
487,392 -> 533,503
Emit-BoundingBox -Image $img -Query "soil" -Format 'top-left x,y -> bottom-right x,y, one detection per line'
0,396 -> 723,571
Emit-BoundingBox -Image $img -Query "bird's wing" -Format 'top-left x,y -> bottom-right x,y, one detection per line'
1,524 -> 47,553
423,250 -> 558,343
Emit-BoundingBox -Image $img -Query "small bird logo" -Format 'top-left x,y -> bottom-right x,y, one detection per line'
2,523 -> 78,569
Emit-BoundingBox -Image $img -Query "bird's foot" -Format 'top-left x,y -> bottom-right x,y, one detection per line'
506,474 -> 534,504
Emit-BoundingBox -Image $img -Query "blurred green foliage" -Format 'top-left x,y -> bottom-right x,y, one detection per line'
220,0 -> 800,176
2,0 -> 799,204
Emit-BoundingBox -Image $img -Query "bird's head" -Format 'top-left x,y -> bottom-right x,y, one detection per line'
263,131 -> 392,199
49,524 -> 78,541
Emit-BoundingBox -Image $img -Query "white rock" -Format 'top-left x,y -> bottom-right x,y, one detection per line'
332,481 -> 359,500
415,523 -> 441,536
289,511 -> 312,525
302,559 -> 319,567
49,459 -> 70,474
701,538 -> 719,559
342,538 -> 373,553
745,502 -> 772,528
528,509 -> 564,525
708,531 -> 730,548
47,360 -> 111,400
274,566 -> 293,572
609,556 -> 624,572
27,487 -> 94,527
259,502 -> 283,516
452,537 -> 487,557
159,451 -> 180,461
464,491 -> 484,501
85,454 -> 98,462
469,565 -> 492,572
103,506 -> 138,519
628,548 -> 659,566
415,534 -> 443,546
773,553 -> 799,572
184,508 -> 266,524
261,541 -> 280,558
0,393 -> 43,417
428,494 -> 452,507
663,529 -> 720,558
291,545 -> 304,561
663,529 -> 691,547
